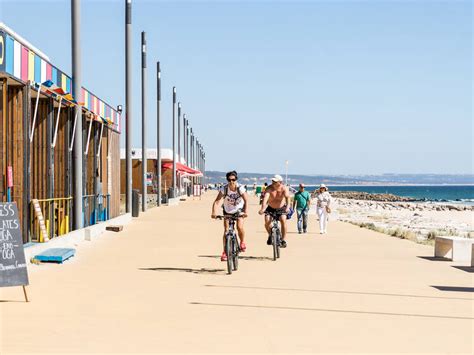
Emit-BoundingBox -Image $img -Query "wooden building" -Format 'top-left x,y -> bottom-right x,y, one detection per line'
0,24 -> 122,243
120,148 -> 202,198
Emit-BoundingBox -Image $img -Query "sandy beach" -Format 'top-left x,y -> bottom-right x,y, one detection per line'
1,193 -> 473,354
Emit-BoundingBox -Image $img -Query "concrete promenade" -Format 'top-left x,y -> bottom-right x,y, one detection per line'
1,193 -> 473,353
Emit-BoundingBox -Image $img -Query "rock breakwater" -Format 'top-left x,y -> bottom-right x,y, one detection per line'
331,191 -> 417,202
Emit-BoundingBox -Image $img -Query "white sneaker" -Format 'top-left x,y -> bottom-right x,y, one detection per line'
320,231 -> 324,234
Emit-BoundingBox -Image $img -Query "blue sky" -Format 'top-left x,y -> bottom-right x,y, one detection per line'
0,0 -> 472,175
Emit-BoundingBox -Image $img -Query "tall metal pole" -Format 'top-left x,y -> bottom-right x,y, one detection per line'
125,0 -> 132,213
196,139 -> 199,186
183,116 -> 187,165
199,144 -> 202,185
156,62 -> 161,206
172,87 -> 176,198
190,130 -> 194,169
72,0 -> 83,229
183,116 -> 187,195
203,152 -> 206,187
190,130 -> 193,188
177,103 -> 181,162
141,31 -> 147,211
177,102 -> 181,196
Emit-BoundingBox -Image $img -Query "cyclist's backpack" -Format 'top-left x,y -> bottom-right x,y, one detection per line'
223,184 -> 244,199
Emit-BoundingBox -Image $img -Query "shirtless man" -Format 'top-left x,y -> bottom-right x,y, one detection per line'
258,174 -> 291,248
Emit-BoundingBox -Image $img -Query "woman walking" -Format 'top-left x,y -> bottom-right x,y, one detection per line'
314,184 -> 332,234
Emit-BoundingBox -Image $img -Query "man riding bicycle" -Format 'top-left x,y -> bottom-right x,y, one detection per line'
258,174 -> 290,248
211,171 -> 248,261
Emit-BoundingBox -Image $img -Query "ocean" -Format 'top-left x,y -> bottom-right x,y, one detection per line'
294,185 -> 474,204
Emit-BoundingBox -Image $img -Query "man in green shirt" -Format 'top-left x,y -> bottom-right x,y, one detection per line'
292,183 -> 311,234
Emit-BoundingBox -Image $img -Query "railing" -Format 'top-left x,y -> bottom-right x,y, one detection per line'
29,194 -> 111,242
83,194 -> 110,227
30,197 -> 73,242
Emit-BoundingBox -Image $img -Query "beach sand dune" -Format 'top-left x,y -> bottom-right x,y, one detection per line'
1,194 -> 472,354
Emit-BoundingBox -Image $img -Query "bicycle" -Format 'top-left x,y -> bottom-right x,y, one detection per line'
265,211 -> 285,261
216,214 -> 242,274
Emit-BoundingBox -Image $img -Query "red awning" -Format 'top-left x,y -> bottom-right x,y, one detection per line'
162,162 -> 202,176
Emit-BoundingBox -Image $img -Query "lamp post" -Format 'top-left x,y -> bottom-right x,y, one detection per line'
125,0 -> 132,213
141,31 -> 147,211
156,62 -> 161,206
183,116 -> 187,164
285,160 -> 289,185
177,102 -> 181,196
72,0 -> 83,229
171,87 -> 176,198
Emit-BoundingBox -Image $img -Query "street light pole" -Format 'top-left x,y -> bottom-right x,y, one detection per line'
141,31 -> 147,212
285,160 -> 289,185
183,116 -> 187,164
171,87 -> 176,198
190,129 -> 194,191
177,102 -> 181,196
125,0 -> 132,213
156,62 -> 161,206
71,0 -> 83,229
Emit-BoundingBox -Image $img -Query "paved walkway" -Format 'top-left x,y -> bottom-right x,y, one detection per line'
1,194 -> 473,353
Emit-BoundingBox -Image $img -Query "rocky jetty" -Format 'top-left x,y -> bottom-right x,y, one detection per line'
331,191 -> 417,202
330,197 -> 473,242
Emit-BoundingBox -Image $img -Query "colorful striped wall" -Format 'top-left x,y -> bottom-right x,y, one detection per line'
0,29 -> 121,133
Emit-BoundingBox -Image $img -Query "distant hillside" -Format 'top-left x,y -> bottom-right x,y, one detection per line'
204,171 -> 474,186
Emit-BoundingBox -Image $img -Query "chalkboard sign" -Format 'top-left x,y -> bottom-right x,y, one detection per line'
0,203 -> 29,288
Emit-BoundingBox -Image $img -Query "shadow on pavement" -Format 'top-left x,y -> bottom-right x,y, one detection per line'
417,256 -> 451,262
139,267 -> 225,275
452,266 -> 474,273
0,300 -> 26,303
431,285 -> 474,293
203,284 -> 471,301
199,255 -> 273,261
190,302 -> 473,320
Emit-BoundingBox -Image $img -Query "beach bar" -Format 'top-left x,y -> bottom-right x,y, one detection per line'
0,24 -> 122,243
120,148 -> 202,201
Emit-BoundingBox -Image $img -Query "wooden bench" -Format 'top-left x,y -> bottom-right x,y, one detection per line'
434,236 -> 474,262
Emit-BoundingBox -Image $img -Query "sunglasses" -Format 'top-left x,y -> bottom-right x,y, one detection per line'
228,178 -> 237,182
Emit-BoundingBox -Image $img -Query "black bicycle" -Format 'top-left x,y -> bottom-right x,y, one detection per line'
266,211 -> 284,261
216,215 -> 241,274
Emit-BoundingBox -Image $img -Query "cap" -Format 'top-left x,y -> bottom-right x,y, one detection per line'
271,174 -> 283,183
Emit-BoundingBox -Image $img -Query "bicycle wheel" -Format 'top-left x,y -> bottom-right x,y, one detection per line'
232,236 -> 239,271
226,233 -> 233,275
272,228 -> 278,261
275,229 -> 281,259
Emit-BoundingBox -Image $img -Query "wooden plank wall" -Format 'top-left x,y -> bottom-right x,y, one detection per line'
52,106 -> 70,198
30,98 -> 49,200
84,118 -> 95,196
100,129 -> 108,195
109,131 -> 120,218
6,86 -> 25,237
0,79 -> 5,199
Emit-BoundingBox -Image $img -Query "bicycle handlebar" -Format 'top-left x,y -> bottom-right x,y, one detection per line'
215,214 -> 245,221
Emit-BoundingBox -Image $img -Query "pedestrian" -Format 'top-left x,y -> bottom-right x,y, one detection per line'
259,182 -> 268,205
314,184 -> 332,234
292,183 -> 311,234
